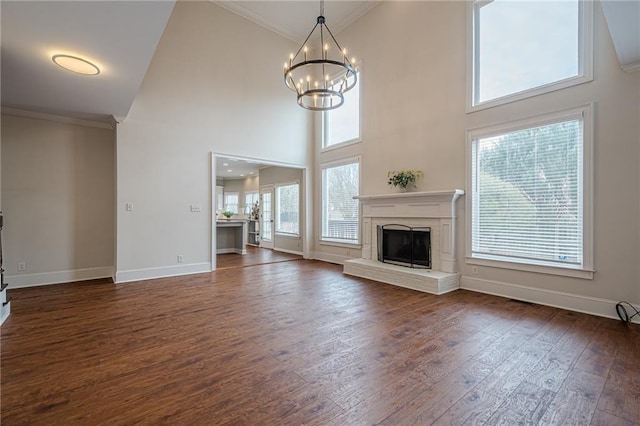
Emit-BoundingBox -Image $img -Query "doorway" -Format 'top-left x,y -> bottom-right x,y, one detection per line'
260,185 -> 274,249
211,153 -> 309,271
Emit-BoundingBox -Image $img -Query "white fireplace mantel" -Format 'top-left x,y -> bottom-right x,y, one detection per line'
344,189 -> 465,295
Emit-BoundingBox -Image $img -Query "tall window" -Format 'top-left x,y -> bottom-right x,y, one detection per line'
321,159 -> 360,244
470,0 -> 592,109
223,192 -> 239,214
323,72 -> 360,149
467,106 -> 592,278
275,183 -> 299,236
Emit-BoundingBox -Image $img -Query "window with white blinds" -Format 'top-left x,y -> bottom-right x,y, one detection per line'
321,159 -> 360,244
468,106 -> 592,275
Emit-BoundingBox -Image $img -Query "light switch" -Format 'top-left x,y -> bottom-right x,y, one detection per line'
126,202 -> 133,211
190,204 -> 201,212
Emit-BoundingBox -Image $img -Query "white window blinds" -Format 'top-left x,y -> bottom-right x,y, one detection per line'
322,161 -> 360,243
471,115 -> 584,267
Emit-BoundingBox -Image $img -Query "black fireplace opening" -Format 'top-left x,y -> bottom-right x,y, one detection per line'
377,224 -> 431,269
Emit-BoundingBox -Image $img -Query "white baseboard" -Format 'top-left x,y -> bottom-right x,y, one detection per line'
216,248 -> 246,255
115,262 -> 211,284
311,251 -> 353,265
274,248 -> 303,256
461,276 -> 640,325
6,266 -> 114,288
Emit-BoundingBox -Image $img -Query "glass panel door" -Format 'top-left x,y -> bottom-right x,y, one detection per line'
260,186 -> 274,249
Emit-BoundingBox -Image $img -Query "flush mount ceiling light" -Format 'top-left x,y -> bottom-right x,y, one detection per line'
52,54 -> 100,75
284,0 -> 357,111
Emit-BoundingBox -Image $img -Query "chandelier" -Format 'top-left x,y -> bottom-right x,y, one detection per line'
283,0 -> 358,111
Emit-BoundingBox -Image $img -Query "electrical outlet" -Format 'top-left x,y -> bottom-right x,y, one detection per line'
17,262 -> 26,272
472,266 -> 479,275
177,255 -> 184,263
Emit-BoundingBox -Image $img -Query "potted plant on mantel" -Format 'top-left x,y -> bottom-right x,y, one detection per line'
387,169 -> 423,192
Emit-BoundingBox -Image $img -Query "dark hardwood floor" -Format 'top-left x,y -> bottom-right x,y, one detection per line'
2,259 -> 639,425
216,245 -> 302,269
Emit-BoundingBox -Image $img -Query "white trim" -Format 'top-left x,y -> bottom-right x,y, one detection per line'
6,266 -> 114,288
320,156 -> 362,245
461,276 -> 640,325
216,248 -> 246,255
467,0 -> 594,112
621,61 -> 640,73
273,247 -> 304,257
312,251 -> 353,265
2,106 -> 115,129
465,104 -> 594,278
319,240 -> 361,249
275,180 -> 301,237
115,262 -> 211,284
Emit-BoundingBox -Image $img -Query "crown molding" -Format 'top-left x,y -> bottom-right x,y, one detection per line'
1,107 -> 115,129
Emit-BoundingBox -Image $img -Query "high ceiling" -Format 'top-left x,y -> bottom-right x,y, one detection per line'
0,1 -> 638,126
1,1 -> 176,123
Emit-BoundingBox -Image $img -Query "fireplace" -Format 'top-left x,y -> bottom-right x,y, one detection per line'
343,189 -> 464,295
378,225 -> 431,269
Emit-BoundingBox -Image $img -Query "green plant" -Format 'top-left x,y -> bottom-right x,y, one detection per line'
387,169 -> 423,188
222,211 -> 234,219
250,201 -> 260,220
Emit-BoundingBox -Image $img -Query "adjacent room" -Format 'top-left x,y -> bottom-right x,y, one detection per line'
1,0 -> 639,424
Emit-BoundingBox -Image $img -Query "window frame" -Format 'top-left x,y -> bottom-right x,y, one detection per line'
465,104 -> 594,279
223,192 -> 239,214
320,156 -> 361,246
321,67 -> 362,152
467,0 -> 594,112
274,181 -> 300,238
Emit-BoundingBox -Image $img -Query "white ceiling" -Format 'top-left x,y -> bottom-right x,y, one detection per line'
1,1 -> 175,123
216,156 -> 264,179
213,1 -> 381,42
0,1 -> 637,125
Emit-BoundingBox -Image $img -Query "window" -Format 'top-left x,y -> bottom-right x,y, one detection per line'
223,192 -> 239,214
275,183 -> 299,236
245,191 -> 259,214
323,71 -> 360,149
470,0 -> 592,109
321,159 -> 360,244
467,105 -> 592,278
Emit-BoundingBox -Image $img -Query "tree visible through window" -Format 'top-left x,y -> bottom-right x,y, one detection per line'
470,109 -> 589,269
276,183 -> 299,236
321,160 -> 359,243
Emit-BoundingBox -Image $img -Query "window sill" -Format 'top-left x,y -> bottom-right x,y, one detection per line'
321,137 -> 362,153
320,239 -> 361,249
466,256 -> 594,280
275,233 -> 300,240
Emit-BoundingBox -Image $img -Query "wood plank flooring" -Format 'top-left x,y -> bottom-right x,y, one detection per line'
216,246 -> 302,269
2,259 -> 639,425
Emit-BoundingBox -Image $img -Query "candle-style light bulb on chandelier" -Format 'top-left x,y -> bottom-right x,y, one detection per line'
284,0 -> 358,111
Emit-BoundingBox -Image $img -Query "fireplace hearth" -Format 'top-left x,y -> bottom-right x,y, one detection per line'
343,189 -> 464,295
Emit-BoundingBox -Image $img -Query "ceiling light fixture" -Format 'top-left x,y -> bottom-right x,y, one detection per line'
284,0 -> 357,111
52,54 -> 100,75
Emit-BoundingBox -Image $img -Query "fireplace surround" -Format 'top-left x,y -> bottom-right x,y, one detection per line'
343,189 -> 464,295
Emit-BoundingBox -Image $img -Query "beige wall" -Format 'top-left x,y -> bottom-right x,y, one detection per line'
259,166 -> 305,254
1,114 -> 115,286
313,1 -> 640,307
115,2 -> 310,281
